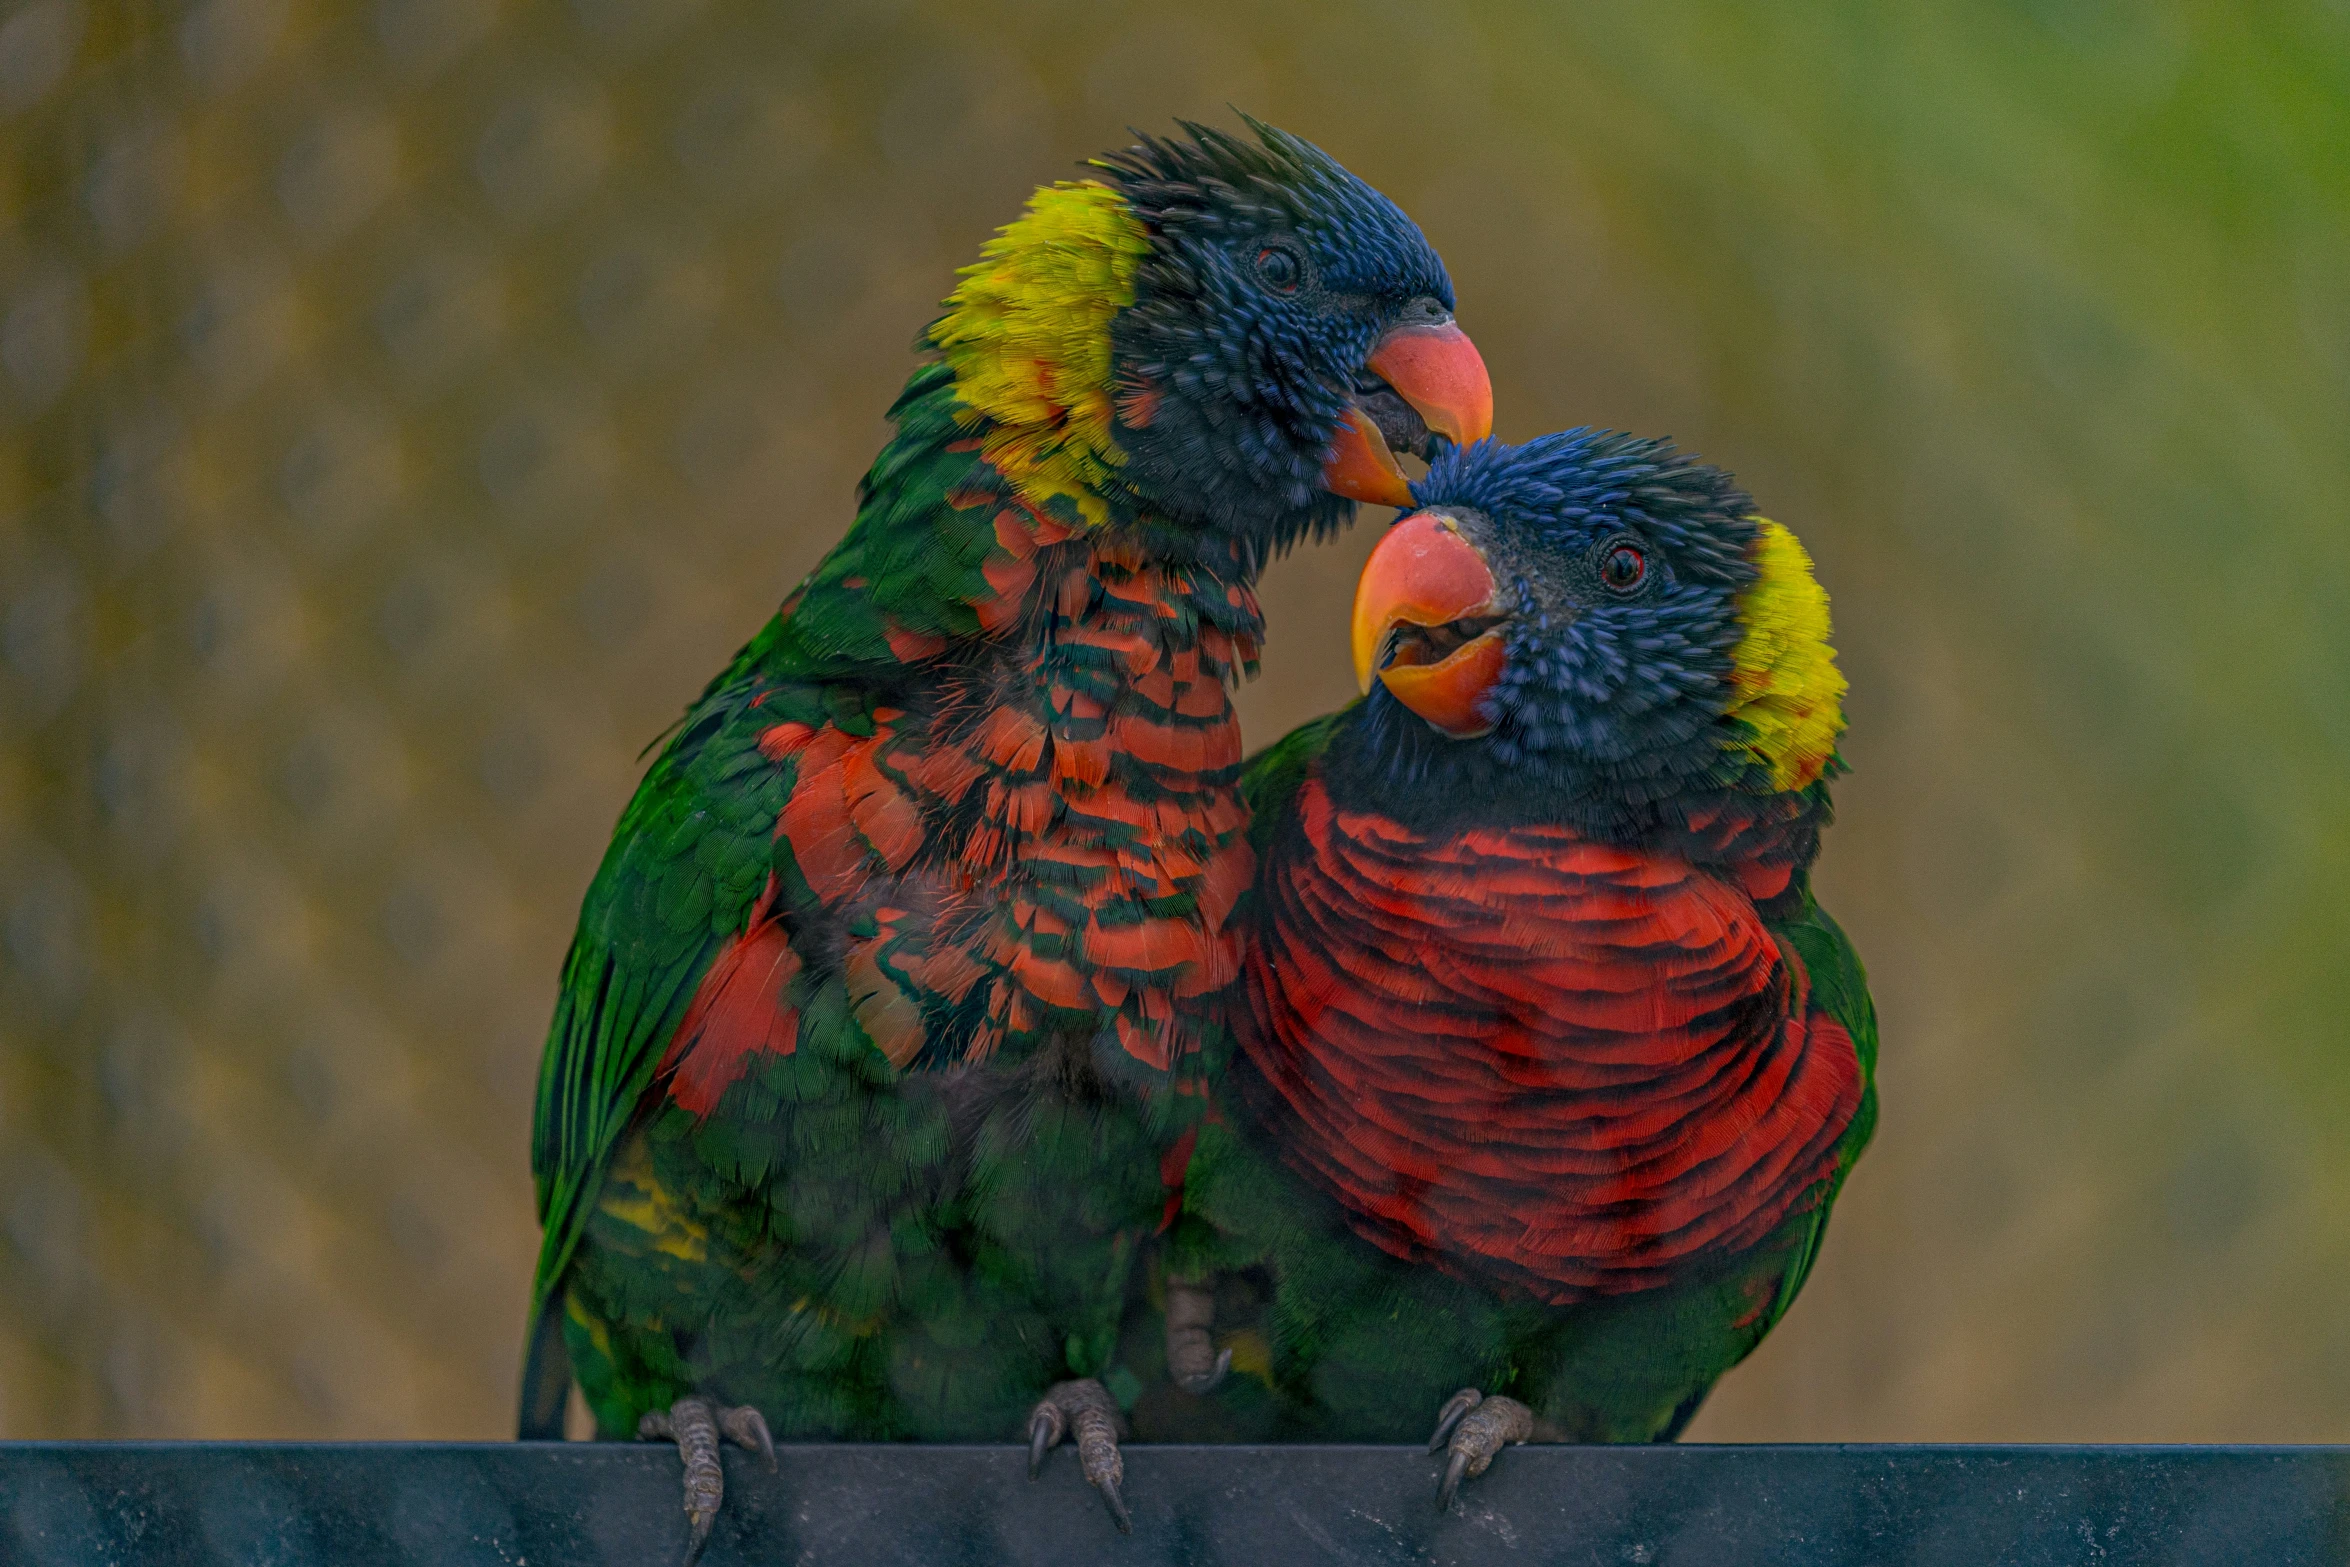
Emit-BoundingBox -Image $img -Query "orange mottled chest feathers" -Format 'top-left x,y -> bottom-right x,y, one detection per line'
661,530 -> 1262,1114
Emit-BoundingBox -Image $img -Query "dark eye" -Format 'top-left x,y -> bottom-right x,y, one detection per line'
1598,542 -> 1648,592
1255,245 -> 1301,293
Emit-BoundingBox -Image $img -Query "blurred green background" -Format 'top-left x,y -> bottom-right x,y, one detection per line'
2,0 -> 2347,1441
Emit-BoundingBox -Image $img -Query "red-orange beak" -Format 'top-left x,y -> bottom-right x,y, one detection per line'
1321,321 -> 1496,509
1351,510 -> 1508,738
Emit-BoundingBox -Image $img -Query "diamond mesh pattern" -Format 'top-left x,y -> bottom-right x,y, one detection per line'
3,0 -> 2346,1440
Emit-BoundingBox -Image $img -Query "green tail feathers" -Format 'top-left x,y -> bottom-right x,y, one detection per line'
517,1289 -> 571,1441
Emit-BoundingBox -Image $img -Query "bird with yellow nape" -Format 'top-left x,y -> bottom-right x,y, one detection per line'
518,115 -> 1493,1559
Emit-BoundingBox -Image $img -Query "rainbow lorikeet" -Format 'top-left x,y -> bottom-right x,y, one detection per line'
1173,430 -> 1876,1503
517,118 -> 1493,1555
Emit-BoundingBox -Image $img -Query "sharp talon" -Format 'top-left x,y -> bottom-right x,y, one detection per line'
722,1405 -> 777,1468
1027,1410 -> 1057,1480
1029,1379 -> 1127,1526
1174,1345 -> 1233,1396
1433,1395 -> 1533,1511
643,1394 -> 766,1566
682,1510 -> 715,1567
1097,1472 -> 1133,1535
1437,1447 -> 1472,1510
1427,1388 -> 1481,1453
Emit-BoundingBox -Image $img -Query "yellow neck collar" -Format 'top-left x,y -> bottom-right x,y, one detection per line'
928,180 -> 1151,529
1725,519 -> 1846,793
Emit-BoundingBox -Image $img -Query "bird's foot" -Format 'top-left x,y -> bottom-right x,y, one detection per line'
1426,1388 -> 1534,1510
1164,1277 -> 1232,1396
1026,1378 -> 1133,1533
638,1394 -> 776,1565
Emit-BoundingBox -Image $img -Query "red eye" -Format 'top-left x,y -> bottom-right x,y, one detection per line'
1255,246 -> 1301,292
1600,543 -> 1647,591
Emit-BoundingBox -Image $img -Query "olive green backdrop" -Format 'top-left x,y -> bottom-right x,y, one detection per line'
3,0 -> 2346,1440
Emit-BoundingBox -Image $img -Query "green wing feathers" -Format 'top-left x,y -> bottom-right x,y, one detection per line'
522,368 -> 1027,1428
1758,885 -> 1880,1331
528,681 -> 796,1315
1775,886 -> 1879,1155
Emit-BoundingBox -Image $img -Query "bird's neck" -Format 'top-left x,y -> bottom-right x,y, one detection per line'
1320,698 -> 1829,892
927,178 -> 1150,535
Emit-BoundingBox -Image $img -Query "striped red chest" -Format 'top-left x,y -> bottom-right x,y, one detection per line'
1240,774 -> 1862,1304
658,514 -> 1259,1115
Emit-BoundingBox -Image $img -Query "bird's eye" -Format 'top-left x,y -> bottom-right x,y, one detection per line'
1598,542 -> 1648,592
1255,245 -> 1301,293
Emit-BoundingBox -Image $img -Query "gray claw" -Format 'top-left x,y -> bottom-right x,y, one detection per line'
1026,1378 -> 1131,1529
1097,1470 -> 1133,1535
1436,1447 -> 1474,1511
721,1404 -> 777,1469
1027,1404 -> 1062,1480
1426,1387 -> 1482,1453
1174,1345 -> 1233,1396
1431,1394 -> 1535,1511
640,1394 -> 769,1565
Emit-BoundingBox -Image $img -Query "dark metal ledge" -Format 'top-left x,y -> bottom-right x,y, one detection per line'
2,1441 -> 2345,1566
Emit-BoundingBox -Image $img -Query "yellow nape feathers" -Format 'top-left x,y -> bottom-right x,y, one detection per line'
929,180 -> 1151,528
1726,519 -> 1846,793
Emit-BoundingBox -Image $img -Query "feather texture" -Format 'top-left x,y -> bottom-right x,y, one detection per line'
1724,520 -> 1845,792
1241,775 -> 1863,1303
522,119 -> 1461,1447
1177,434 -> 1877,1450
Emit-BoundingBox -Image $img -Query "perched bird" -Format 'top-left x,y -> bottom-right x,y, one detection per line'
1175,430 -> 1876,1504
519,117 -> 1492,1557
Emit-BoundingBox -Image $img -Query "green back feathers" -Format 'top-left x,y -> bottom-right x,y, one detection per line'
756,366 -> 1019,675
752,181 -> 1157,681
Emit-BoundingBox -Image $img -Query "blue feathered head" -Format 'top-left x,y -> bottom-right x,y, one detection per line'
1335,430 -> 1846,828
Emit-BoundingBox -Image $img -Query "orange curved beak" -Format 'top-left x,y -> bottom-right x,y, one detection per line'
1321,320 -> 1496,508
1351,510 -> 1508,739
